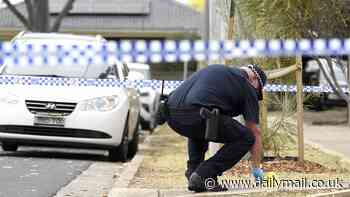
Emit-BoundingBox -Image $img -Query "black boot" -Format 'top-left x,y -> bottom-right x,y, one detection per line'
188,172 -> 228,193
185,169 -> 192,181
185,162 -> 199,181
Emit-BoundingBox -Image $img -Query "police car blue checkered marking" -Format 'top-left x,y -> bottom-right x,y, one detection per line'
0,76 -> 348,93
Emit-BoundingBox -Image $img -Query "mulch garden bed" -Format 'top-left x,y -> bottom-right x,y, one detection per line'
229,156 -> 338,176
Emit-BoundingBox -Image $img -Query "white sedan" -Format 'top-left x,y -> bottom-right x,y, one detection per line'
0,32 -> 140,162
127,63 -> 160,132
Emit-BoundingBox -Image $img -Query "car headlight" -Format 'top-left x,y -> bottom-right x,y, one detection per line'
79,95 -> 120,112
0,93 -> 20,105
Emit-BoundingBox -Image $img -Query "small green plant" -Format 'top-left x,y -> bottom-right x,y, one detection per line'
262,92 -> 297,157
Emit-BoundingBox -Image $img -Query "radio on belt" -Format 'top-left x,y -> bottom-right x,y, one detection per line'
200,107 -> 220,141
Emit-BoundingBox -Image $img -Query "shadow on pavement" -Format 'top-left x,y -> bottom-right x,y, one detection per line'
0,147 -> 111,162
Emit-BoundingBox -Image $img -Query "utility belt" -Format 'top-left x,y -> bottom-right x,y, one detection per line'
157,100 -> 221,141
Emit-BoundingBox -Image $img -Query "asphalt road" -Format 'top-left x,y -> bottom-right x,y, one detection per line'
0,146 -> 110,197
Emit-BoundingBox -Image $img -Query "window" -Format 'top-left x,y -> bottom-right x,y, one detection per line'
122,63 -> 129,77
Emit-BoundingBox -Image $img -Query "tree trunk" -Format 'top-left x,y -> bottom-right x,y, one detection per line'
51,0 -> 75,32
2,0 -> 30,29
227,0 -> 235,39
227,17 -> 235,40
4,0 -> 75,32
25,0 -> 34,29
225,0 -> 235,65
32,0 -> 49,32
36,0 -> 49,32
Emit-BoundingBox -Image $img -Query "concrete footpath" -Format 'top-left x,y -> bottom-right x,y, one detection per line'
304,123 -> 350,159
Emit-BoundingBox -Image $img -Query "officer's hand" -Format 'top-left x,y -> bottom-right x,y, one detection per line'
251,168 -> 264,185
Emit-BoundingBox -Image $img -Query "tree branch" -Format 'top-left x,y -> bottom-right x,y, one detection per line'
326,57 -> 350,102
51,0 -> 75,32
334,58 -> 346,74
3,0 -> 31,29
230,0 -> 235,17
25,0 -> 34,30
316,57 -> 349,102
315,58 -> 341,97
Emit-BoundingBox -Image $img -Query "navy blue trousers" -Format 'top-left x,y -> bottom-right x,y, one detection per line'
167,106 -> 255,178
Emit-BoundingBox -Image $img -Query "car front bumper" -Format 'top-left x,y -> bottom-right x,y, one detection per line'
0,101 -> 129,148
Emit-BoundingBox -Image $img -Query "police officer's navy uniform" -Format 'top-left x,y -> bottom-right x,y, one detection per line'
166,64 -> 260,181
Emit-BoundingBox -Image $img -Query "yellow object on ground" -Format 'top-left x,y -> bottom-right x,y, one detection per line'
265,172 -> 277,179
264,172 -> 279,188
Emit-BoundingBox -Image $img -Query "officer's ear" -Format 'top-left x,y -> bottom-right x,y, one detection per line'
242,68 -> 259,89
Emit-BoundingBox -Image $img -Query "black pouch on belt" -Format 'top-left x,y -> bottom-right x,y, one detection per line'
200,107 -> 220,141
156,98 -> 169,125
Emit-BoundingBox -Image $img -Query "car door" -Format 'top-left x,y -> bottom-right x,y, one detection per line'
118,62 -> 140,139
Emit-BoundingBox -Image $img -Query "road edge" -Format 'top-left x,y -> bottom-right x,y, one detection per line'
108,129 -> 156,197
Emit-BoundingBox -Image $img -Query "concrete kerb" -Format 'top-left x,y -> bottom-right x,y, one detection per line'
108,129 -> 156,197
175,189 -> 267,197
109,187 -> 350,197
304,139 -> 350,172
109,188 -> 158,197
108,188 -> 249,197
310,189 -> 350,197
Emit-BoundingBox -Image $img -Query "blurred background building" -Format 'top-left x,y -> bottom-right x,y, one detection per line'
0,0 -> 229,80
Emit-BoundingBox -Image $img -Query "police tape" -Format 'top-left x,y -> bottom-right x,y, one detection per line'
0,39 -> 349,93
0,76 -> 348,93
1,39 -> 350,64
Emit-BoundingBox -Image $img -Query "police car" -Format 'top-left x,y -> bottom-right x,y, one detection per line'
0,32 -> 140,162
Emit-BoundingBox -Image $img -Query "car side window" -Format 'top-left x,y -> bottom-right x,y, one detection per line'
98,65 -> 119,79
122,63 -> 129,78
111,64 -> 120,79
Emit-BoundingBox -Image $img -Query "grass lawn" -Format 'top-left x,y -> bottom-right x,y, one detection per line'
129,124 -> 350,196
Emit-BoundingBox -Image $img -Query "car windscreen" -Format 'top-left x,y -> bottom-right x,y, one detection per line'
1,62 -> 117,79
0,39 -> 117,79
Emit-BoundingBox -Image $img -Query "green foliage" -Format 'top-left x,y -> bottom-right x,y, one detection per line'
231,0 -> 350,72
262,92 -> 297,157
236,0 -> 350,39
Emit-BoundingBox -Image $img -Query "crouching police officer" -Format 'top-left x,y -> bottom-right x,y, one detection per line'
158,64 -> 267,192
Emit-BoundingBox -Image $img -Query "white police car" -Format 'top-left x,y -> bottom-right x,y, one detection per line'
0,32 -> 140,162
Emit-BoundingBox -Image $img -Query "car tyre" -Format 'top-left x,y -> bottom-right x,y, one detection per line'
149,119 -> 157,133
109,118 -> 129,162
1,142 -> 18,151
141,119 -> 152,132
128,117 -> 140,159
316,93 -> 328,111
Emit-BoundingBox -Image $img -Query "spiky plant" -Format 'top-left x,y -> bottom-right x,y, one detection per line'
263,92 -> 297,157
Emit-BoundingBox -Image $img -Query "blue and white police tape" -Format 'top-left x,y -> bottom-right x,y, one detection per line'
0,76 -> 348,93
1,39 -> 350,64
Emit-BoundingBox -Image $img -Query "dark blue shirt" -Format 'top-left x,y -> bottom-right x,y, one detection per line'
168,64 -> 259,123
